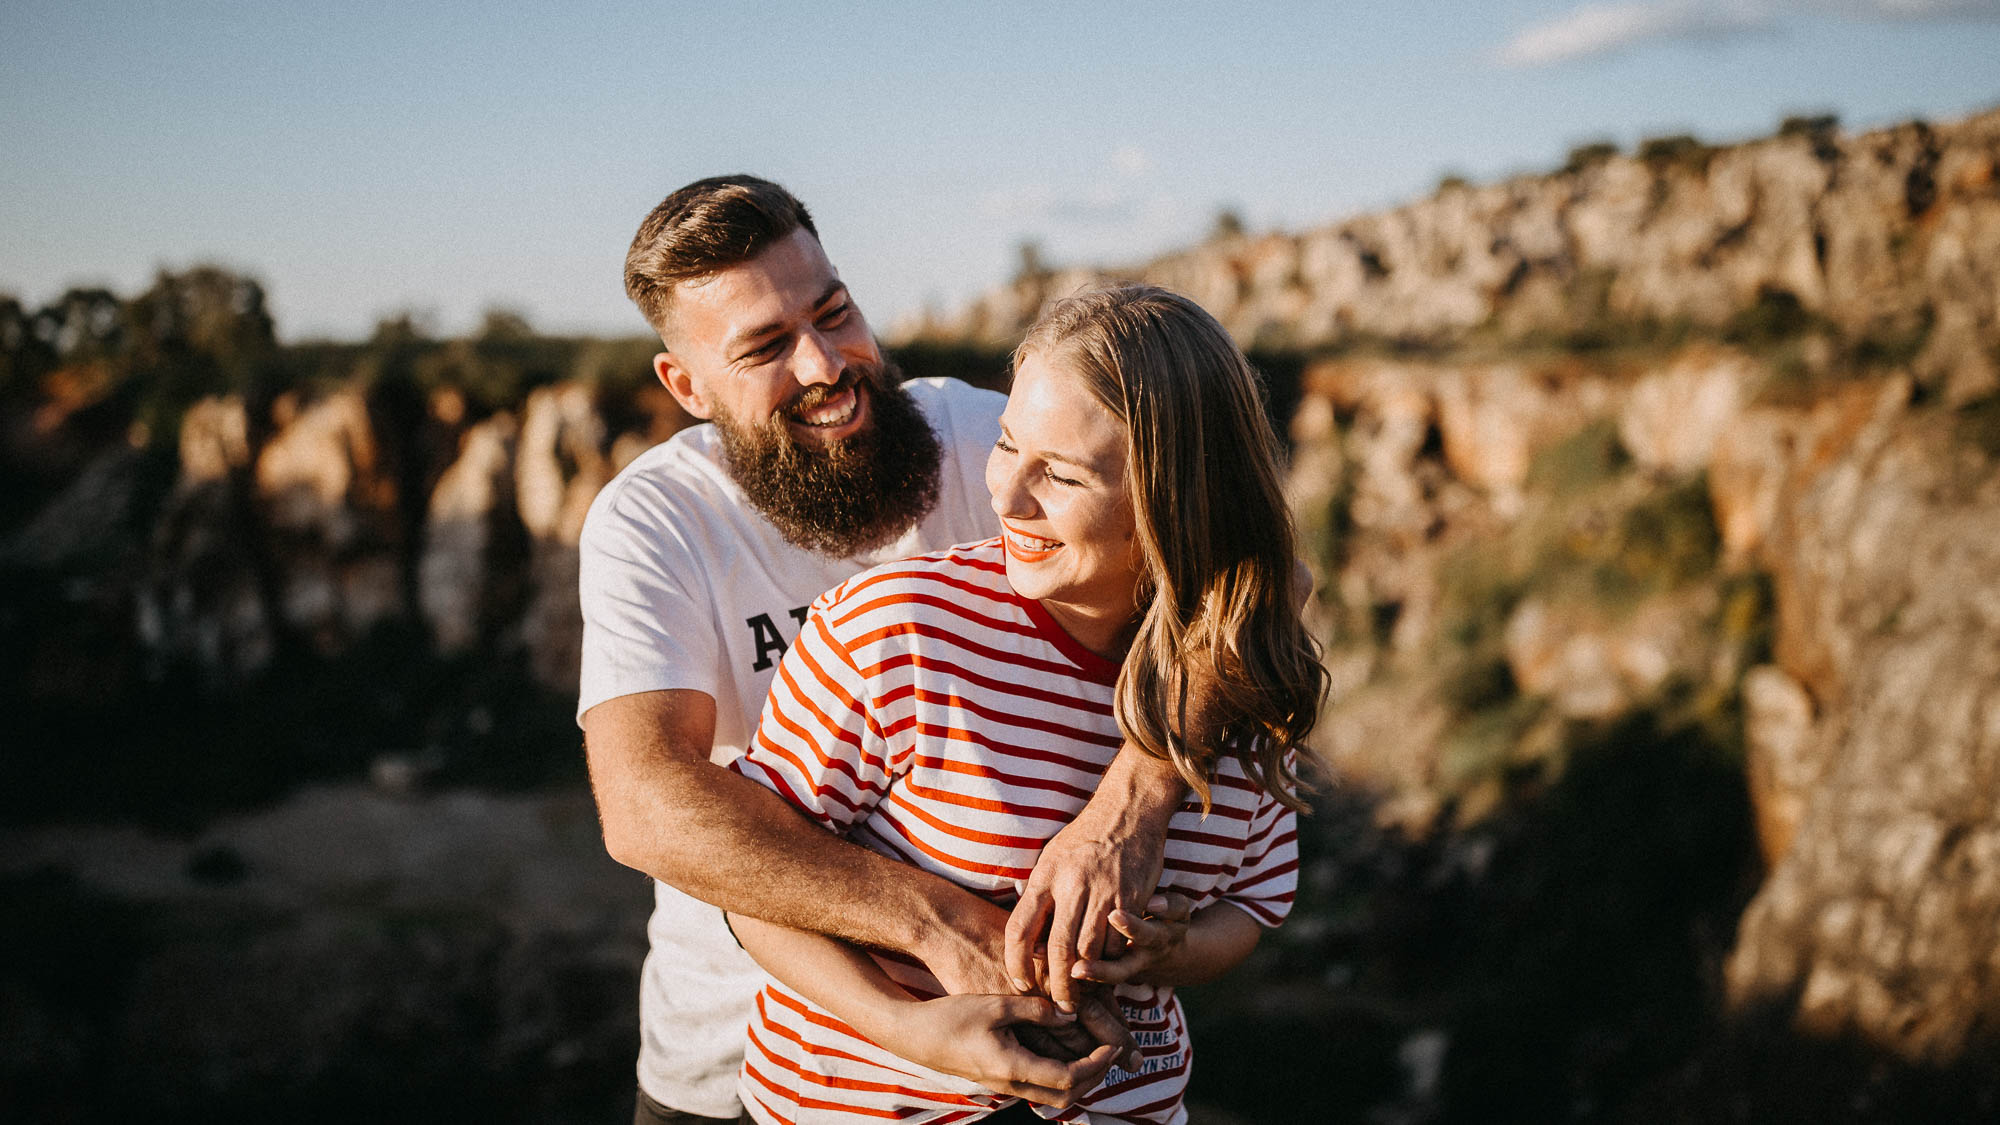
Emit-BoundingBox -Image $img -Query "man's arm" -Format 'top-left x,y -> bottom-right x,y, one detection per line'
1003,742 -> 1185,1011
583,688 -> 1013,995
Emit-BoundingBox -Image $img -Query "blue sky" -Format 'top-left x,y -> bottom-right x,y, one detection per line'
2,1 -> 1996,342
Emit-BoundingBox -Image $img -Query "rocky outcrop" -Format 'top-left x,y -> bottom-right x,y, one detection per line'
116,381 -> 690,694
1723,387 -> 2000,1062
900,111 -> 2000,405
1283,328 -> 2000,1064
513,384 -> 617,692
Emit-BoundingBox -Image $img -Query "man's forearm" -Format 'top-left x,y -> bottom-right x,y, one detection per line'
1098,740 -> 1188,837
596,748 -> 1008,976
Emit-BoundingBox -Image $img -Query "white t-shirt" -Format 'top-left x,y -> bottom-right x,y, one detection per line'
576,376 -> 1005,1118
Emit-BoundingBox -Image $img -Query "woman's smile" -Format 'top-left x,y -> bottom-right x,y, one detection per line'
1000,520 -> 1063,562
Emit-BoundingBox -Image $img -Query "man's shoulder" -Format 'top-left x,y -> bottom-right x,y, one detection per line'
904,376 -> 1004,437
581,426 -> 728,538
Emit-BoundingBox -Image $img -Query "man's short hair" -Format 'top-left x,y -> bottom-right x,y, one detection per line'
623,175 -> 819,340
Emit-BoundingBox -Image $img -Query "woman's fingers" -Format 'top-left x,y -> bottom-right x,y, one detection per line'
971,995 -> 1120,1107
1002,1043 -> 1121,1108
1105,892 -> 1195,947
1068,954 -> 1141,985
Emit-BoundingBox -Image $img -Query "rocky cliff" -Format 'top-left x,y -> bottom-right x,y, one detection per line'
904,109 -> 2000,409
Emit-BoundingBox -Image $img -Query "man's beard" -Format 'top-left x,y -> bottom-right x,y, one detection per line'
712,359 -> 944,558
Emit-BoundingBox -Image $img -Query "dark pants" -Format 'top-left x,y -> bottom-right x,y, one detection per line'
632,1087 -> 752,1125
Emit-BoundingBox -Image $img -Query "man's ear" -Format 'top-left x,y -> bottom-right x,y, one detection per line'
654,351 -> 713,420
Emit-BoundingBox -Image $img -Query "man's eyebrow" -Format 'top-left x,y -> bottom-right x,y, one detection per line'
723,282 -> 850,357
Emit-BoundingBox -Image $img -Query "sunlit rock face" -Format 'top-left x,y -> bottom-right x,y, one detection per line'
1725,388 -> 2000,1063
107,379 -> 692,694
143,395 -> 277,682
513,384 -> 612,692
1279,324 -> 2000,1062
418,413 -> 521,655
255,391 -> 405,654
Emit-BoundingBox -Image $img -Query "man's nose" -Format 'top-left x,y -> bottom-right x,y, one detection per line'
792,328 -> 845,387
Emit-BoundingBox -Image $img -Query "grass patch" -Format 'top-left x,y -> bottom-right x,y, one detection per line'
1526,417 -> 1630,496
1954,391 -> 2000,460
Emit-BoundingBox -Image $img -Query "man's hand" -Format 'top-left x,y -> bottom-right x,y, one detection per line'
1069,892 -> 1194,986
885,994 -> 1121,1108
1006,745 -> 1183,1012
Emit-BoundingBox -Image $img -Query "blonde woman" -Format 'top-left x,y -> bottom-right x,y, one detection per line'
728,286 -> 1325,1124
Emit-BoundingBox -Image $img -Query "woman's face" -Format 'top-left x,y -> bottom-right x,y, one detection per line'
986,349 -> 1141,651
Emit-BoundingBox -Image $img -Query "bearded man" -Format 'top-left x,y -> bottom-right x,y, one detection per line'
578,176 -> 1185,1124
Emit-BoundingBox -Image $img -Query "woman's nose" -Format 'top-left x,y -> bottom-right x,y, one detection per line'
988,463 -> 1035,519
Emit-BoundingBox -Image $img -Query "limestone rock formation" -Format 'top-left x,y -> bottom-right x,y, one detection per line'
1725,388 -> 2000,1063
898,110 -> 2000,381
419,414 -> 522,655
255,391 -> 404,653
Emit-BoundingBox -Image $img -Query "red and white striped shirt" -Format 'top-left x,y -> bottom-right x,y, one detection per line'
731,539 -> 1298,1125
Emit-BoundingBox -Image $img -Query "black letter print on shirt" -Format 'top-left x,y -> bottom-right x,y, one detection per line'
747,606 -> 813,672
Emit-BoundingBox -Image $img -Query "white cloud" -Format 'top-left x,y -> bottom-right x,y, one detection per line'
1495,2 -> 1771,67
980,147 -> 1169,228
1110,145 -> 1153,178
1495,0 -> 2000,68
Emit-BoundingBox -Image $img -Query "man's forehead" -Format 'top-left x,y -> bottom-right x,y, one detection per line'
675,230 -> 839,313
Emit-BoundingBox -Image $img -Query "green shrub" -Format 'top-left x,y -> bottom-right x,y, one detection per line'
1526,418 -> 1630,496
1638,133 -> 1715,174
1563,140 -> 1620,174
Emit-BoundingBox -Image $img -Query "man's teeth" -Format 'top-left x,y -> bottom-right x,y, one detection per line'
794,391 -> 857,426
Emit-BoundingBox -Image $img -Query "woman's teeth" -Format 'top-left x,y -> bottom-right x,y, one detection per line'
1007,528 -> 1060,552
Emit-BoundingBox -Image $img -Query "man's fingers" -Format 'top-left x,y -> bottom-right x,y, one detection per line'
1075,890 -> 1111,979
1003,889 -> 1052,993
1044,889 -> 1085,1011
1005,1042 -> 1119,1106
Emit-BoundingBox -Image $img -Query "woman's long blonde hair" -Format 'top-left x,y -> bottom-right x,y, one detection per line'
1015,286 -> 1326,812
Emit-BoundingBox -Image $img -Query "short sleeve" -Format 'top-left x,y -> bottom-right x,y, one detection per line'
1217,765 -> 1301,928
731,602 -> 895,834
576,481 -> 719,722
907,378 -> 1003,547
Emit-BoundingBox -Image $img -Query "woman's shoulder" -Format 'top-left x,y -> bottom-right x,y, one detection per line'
810,537 -> 1015,631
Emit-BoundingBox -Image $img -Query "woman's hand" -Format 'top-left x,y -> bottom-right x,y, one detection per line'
1067,892 -> 1195,985
885,994 -> 1122,1108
